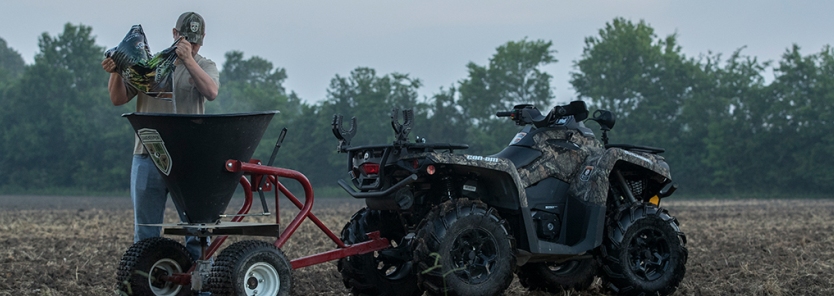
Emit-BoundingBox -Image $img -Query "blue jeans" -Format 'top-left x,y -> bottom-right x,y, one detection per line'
132,154 -> 209,261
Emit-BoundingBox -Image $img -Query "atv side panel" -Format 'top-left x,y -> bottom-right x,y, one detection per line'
518,197 -> 604,258
515,128 -> 603,188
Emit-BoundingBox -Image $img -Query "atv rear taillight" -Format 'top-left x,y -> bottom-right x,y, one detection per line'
360,163 -> 380,175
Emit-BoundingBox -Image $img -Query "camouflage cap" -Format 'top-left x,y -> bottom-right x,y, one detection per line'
175,12 -> 205,45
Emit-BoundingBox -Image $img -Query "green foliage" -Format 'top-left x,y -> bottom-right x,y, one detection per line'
460,38 -> 556,118
2,18 -> 834,197
765,45 -> 834,192
306,67 -> 427,185
459,38 -> 557,155
697,49 -> 771,191
572,18 -> 714,192
572,18 -> 697,138
573,17 -> 834,195
421,86 -> 469,144
0,37 -> 25,89
0,23 -> 132,192
207,51 -> 302,165
694,46 -> 834,194
209,51 -> 293,113
321,67 -> 425,144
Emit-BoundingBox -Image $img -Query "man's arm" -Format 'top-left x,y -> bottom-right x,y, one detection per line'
176,40 -> 218,100
102,58 -> 132,106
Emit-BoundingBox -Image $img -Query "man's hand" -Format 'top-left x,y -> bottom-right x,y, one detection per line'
105,57 -> 131,106
101,58 -> 118,73
175,38 -> 194,62
171,35 -> 217,100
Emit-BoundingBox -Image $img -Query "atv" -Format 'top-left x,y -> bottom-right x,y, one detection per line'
331,101 -> 687,296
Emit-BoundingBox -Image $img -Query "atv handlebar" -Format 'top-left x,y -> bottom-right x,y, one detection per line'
555,101 -> 589,121
496,101 -> 589,127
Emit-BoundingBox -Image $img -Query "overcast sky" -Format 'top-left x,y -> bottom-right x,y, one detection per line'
2,1 -> 832,105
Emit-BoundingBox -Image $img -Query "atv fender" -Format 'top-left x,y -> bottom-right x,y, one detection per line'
418,152 -> 529,208
569,147 -> 672,205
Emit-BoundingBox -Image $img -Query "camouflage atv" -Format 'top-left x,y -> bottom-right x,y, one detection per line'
332,101 -> 687,296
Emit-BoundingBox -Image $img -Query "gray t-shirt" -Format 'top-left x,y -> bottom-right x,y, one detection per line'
127,53 -> 220,154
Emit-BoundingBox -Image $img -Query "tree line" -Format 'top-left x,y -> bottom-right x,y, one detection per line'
1,18 -> 832,197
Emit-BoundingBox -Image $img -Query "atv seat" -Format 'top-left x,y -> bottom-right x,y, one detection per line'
605,144 -> 665,154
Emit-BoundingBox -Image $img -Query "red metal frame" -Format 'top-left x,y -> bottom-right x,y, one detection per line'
223,159 -> 390,269
167,175 -> 258,286
167,159 -> 390,286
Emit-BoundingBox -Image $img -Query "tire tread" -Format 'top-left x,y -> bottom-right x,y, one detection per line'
599,204 -> 688,296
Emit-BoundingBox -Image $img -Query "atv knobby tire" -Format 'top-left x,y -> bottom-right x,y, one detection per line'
116,237 -> 192,296
517,257 -> 597,292
599,203 -> 687,296
210,240 -> 292,296
337,208 -> 421,296
413,199 -> 516,296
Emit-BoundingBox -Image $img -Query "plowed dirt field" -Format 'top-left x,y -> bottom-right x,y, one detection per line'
1,195 -> 832,295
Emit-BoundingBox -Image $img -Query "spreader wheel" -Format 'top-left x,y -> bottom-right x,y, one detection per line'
210,240 -> 292,296
116,237 -> 192,296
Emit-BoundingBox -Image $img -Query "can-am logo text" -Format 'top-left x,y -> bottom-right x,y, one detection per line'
466,155 -> 499,162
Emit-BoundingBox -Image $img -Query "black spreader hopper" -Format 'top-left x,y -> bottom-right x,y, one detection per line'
123,111 -> 278,224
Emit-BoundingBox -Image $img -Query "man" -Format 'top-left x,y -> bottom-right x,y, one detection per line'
101,12 -> 220,261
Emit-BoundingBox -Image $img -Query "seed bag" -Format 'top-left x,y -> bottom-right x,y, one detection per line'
105,24 -> 178,96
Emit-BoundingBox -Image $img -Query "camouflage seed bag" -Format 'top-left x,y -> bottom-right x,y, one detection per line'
105,24 -> 178,96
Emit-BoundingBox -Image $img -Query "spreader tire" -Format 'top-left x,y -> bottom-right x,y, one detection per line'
413,199 -> 516,296
599,203 -> 688,296
337,208 -> 421,296
517,258 -> 597,292
116,237 -> 192,296
210,240 -> 292,296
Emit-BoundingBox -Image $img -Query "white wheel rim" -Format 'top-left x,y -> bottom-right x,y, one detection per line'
243,262 -> 281,295
149,258 -> 183,296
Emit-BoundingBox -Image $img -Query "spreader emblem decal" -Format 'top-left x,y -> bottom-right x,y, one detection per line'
138,128 -> 172,175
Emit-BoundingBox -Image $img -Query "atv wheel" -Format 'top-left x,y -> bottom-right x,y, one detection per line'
517,258 -> 597,292
599,203 -> 687,296
413,199 -> 515,296
210,240 -> 292,296
337,208 -> 421,296
116,237 -> 192,296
